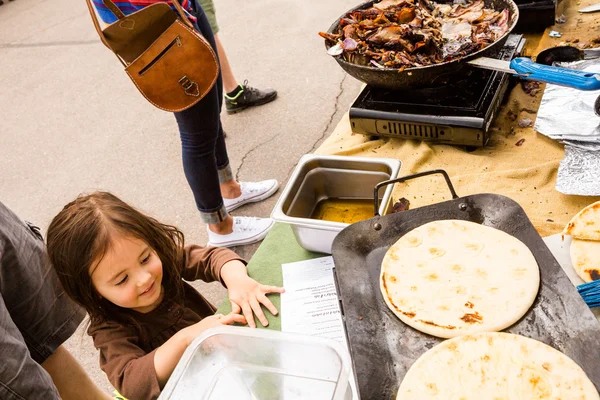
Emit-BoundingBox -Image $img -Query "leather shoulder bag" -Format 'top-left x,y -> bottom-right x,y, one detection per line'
85,0 -> 219,112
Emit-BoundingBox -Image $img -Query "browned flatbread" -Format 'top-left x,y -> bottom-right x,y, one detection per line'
564,201 -> 600,241
571,239 -> 600,282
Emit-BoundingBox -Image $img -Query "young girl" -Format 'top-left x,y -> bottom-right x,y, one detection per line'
46,192 -> 284,400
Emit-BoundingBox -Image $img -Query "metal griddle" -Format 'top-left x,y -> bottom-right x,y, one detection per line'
331,170 -> 600,400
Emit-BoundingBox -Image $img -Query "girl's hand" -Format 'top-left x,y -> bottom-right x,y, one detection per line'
221,260 -> 285,328
181,313 -> 247,345
228,276 -> 285,328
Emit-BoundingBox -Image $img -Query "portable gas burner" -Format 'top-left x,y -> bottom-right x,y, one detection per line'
514,0 -> 556,33
349,34 -> 525,147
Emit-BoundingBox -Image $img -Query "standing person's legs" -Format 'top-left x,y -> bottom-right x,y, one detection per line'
174,5 -> 277,246
215,35 -> 240,94
198,0 -> 277,114
197,0 -> 237,93
192,2 -> 278,213
197,0 -> 237,88
199,0 -> 239,93
174,63 -> 235,233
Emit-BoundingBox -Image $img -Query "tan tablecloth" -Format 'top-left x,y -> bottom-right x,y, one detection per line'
316,0 -> 600,237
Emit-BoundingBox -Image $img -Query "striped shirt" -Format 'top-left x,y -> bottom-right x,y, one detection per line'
92,0 -> 196,24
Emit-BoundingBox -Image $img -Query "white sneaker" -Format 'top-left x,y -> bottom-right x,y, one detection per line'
207,216 -> 275,247
223,179 -> 279,212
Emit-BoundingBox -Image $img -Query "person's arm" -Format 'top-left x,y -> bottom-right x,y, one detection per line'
42,345 -> 112,400
180,244 -> 246,283
91,315 -> 247,396
153,313 -> 246,387
180,245 -> 285,327
90,320 -> 164,399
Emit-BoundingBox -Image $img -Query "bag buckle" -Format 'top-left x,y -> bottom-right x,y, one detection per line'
178,75 -> 200,97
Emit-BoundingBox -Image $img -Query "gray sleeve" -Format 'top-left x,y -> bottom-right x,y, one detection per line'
0,292 -> 60,400
0,201 -> 85,364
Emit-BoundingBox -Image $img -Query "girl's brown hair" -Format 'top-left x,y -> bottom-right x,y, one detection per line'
46,191 -> 184,323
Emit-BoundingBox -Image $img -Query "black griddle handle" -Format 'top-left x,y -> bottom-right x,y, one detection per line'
373,169 -> 459,217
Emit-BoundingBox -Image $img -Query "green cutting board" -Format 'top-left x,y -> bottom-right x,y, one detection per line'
215,223 -> 323,330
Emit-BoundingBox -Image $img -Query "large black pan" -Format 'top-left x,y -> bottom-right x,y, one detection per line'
330,170 -> 600,399
325,0 -> 518,89
324,0 -> 600,91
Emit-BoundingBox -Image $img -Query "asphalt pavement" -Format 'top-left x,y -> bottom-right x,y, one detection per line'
0,0 -> 362,393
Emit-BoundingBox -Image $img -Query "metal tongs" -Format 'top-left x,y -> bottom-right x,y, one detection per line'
537,46 -> 600,66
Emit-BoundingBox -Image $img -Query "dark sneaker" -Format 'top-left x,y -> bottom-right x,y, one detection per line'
225,80 -> 277,114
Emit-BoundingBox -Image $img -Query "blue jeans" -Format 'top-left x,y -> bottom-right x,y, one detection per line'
173,1 -> 232,224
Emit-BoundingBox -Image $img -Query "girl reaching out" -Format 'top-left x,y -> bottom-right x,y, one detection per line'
46,192 -> 284,400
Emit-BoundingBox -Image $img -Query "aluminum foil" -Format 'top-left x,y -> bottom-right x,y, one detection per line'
534,59 -> 600,145
535,59 -> 600,195
563,139 -> 600,151
556,145 -> 600,196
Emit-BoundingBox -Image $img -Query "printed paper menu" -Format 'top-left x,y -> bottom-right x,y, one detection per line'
280,256 -> 347,346
280,256 -> 358,399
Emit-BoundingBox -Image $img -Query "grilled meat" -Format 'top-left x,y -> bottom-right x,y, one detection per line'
319,0 -> 511,69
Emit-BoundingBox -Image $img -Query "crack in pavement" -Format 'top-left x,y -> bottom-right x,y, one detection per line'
235,134 -> 279,181
283,73 -> 347,181
307,74 -> 347,154
0,40 -> 98,49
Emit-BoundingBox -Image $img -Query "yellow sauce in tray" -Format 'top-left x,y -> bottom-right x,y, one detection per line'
310,198 -> 374,224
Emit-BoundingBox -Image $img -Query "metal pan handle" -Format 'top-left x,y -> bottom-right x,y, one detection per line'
373,169 -> 459,217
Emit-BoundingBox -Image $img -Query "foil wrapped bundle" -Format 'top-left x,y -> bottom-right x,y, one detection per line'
534,59 -> 600,195
556,146 -> 600,196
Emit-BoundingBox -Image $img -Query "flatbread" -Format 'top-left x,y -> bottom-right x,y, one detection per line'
380,220 -> 540,338
571,239 -> 600,282
397,332 -> 599,400
564,201 -> 600,241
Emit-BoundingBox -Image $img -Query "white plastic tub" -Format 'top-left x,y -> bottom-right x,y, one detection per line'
159,326 -> 353,400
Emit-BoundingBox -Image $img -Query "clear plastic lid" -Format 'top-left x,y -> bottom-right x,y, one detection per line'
159,326 -> 352,400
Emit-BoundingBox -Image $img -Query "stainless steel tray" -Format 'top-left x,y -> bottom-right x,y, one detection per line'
271,154 -> 401,254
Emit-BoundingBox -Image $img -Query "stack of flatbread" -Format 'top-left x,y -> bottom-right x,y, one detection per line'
380,219 -> 599,399
563,201 -> 600,282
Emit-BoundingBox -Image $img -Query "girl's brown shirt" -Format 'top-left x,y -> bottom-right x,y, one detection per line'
88,244 -> 245,400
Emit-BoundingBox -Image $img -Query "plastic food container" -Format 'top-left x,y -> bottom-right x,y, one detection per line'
271,154 -> 401,254
159,326 -> 353,400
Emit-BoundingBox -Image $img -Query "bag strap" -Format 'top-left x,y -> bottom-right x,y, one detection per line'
83,0 -> 195,65
84,0 -> 112,51
102,0 -> 126,20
